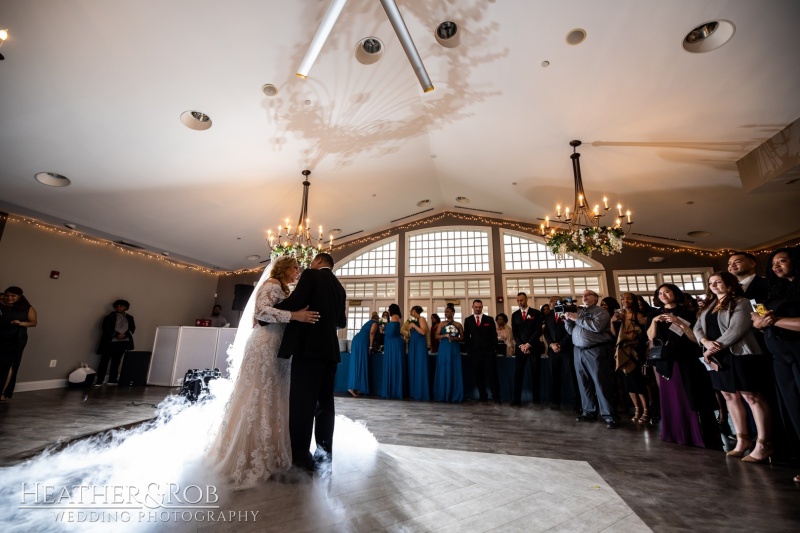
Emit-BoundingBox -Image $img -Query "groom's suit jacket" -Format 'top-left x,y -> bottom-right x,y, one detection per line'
275,267 -> 347,362
463,314 -> 497,359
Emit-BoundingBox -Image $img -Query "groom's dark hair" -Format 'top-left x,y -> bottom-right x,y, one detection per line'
315,252 -> 334,268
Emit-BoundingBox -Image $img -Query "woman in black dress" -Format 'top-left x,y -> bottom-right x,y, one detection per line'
694,272 -> 771,462
0,287 -> 38,401
752,247 -> 800,481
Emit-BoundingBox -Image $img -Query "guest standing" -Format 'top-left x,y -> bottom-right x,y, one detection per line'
434,304 -> 464,402
95,299 -> 135,386
752,247 -> 800,482
380,304 -> 404,399
694,272 -> 771,461
610,292 -> 649,423
464,299 -> 500,403
647,283 -> 720,448
428,313 -> 441,354
0,287 -> 38,400
565,290 -> 618,428
544,296 -> 579,413
495,313 -> 515,356
728,251 -> 769,302
511,292 -> 543,406
348,317 -> 378,397
407,306 -> 430,401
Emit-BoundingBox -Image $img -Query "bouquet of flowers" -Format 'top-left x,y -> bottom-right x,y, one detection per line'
379,317 -> 388,325
406,316 -> 418,324
444,324 -> 458,337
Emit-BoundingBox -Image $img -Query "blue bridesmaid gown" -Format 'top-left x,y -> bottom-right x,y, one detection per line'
348,319 -> 375,394
381,321 -> 405,399
408,327 -> 430,400
434,324 -> 464,402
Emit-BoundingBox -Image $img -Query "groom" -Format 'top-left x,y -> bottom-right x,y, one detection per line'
275,252 -> 347,473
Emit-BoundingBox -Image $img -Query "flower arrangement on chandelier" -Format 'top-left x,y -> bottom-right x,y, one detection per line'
546,226 -> 625,258
270,243 -> 318,267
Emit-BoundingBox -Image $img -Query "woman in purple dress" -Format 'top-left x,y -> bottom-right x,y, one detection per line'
647,283 -> 721,449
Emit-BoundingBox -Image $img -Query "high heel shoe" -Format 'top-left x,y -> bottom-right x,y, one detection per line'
637,410 -> 650,425
631,408 -> 641,423
726,433 -> 753,457
742,439 -> 772,464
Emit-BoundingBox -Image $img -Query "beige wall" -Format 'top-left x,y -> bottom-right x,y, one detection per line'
0,218 -> 219,386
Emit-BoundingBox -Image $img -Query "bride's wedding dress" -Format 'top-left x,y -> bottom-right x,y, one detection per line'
209,281 -> 292,489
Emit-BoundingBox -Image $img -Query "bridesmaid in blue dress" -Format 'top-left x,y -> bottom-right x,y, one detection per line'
381,304 -> 405,399
434,304 -> 464,402
348,317 -> 378,397
407,306 -> 430,400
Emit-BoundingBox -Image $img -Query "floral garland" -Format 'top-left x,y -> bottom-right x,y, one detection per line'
270,243 -> 318,267
545,226 -> 625,258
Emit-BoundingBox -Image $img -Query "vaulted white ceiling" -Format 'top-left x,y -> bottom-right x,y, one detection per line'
1,0 -> 799,269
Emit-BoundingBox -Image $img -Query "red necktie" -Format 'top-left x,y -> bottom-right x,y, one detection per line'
522,310 -> 526,320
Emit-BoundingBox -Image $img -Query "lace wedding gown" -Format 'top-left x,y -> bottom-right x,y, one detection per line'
209,281 -> 292,489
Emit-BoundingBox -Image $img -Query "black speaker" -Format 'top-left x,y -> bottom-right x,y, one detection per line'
118,351 -> 152,386
232,283 -> 255,311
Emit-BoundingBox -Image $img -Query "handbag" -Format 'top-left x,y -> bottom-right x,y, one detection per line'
648,337 -> 670,361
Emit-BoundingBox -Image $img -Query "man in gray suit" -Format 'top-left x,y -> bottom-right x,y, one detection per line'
564,290 -> 618,428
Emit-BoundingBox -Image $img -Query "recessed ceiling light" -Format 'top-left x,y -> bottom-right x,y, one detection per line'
416,199 -> 431,207
261,84 -> 278,97
162,251 -> 170,256
35,172 -> 71,187
686,201 -> 694,205
456,196 -> 470,204
541,60 -> 550,68
180,110 -> 212,131
512,182 -> 517,185
64,223 -> 77,230
648,256 -> 666,263
687,230 -> 712,237
246,254 -> 261,261
682,20 -> 735,53
329,228 -> 343,236
304,100 -> 312,105
372,194 -> 377,197
435,21 -> 462,48
355,37 -> 384,65
565,28 -> 587,45
431,154 -> 437,158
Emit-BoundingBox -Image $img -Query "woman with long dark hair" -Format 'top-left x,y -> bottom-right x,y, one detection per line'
694,272 -> 771,462
0,287 -> 37,400
648,283 -> 720,449
380,303 -> 405,399
407,306 -> 430,400
752,247 -> 800,481
611,292 -> 649,423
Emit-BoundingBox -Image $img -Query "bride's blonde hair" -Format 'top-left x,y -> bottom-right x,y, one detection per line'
269,255 -> 299,295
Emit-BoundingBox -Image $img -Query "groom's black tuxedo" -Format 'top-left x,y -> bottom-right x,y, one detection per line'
511,307 -> 543,405
275,266 -> 346,470
463,314 -> 500,402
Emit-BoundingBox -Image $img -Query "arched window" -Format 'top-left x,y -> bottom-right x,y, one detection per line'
335,238 -> 397,277
407,228 -> 491,274
501,230 -> 597,270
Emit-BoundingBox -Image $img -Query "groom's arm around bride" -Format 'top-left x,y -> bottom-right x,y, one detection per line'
274,253 -> 347,472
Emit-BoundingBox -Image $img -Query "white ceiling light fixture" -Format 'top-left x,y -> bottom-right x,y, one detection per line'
296,0 -> 349,79
35,172 -> 71,187
434,21 -> 462,49
0,28 -> 7,60
354,37 -> 384,65
261,84 -> 278,97
682,20 -> 735,53
180,110 -> 212,131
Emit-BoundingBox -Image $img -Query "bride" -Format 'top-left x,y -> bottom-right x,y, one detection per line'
208,255 -> 318,489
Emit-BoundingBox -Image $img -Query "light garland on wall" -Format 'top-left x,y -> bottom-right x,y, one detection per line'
5,214 -> 265,276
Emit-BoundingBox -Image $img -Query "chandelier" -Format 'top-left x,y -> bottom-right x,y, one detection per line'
267,170 -> 332,266
541,140 -> 633,258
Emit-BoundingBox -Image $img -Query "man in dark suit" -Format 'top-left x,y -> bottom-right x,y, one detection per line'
275,253 -> 347,472
463,299 -> 500,403
543,296 -> 579,412
511,292 -> 543,406
728,251 -> 768,302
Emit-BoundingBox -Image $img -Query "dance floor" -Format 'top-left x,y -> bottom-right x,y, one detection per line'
1,386 -> 799,532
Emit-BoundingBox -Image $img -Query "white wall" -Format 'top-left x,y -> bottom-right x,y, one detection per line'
0,218 -> 219,387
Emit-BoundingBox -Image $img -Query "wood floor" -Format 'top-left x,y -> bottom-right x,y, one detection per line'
1,386 -> 799,532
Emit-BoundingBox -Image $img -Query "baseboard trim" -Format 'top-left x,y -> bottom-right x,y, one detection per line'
14,379 -> 68,392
